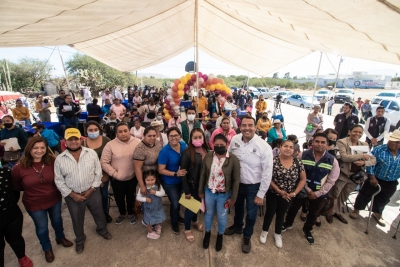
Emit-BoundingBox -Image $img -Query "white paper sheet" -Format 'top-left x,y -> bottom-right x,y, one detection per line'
350,146 -> 370,155
3,137 -> 21,151
63,105 -> 72,111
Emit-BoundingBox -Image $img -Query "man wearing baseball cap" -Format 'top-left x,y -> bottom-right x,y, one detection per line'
350,130 -> 400,226
54,128 -> 112,254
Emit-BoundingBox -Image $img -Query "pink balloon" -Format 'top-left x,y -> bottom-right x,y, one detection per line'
191,74 -> 197,81
198,72 -> 203,77
164,99 -> 170,104
202,74 -> 208,81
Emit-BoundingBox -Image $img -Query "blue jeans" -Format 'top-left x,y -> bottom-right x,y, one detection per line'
64,117 -> 78,128
184,183 -> 200,230
27,200 -> 65,251
327,106 -> 332,116
162,182 -> 182,224
100,180 -> 109,215
57,115 -> 64,124
233,183 -> 260,239
204,187 -> 231,234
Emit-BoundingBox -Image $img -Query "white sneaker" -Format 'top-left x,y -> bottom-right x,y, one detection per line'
259,231 -> 268,244
274,233 -> 283,248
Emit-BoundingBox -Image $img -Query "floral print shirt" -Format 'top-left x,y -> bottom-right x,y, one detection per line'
270,156 -> 305,196
207,152 -> 229,193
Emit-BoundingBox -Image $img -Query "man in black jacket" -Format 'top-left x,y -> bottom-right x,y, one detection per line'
54,90 -> 66,124
334,102 -> 359,139
58,94 -> 82,127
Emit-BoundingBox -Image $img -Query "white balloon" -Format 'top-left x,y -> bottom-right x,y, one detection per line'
198,77 -> 204,84
173,106 -> 180,112
170,83 -> 174,88
170,102 -> 176,107
208,73 -> 215,80
167,89 -> 172,95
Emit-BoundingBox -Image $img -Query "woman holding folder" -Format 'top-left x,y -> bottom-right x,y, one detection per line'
198,134 -> 240,252
180,128 -> 209,243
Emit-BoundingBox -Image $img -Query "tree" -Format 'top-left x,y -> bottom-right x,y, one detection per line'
283,72 -> 291,79
1,58 -> 52,92
293,75 -> 298,80
272,72 -> 279,79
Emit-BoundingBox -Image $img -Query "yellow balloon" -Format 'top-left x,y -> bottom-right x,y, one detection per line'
185,73 -> 191,80
178,83 -> 184,90
226,88 -> 231,95
205,85 -> 210,91
180,77 -> 188,84
163,108 -> 168,114
178,90 -> 184,97
210,84 -> 215,91
164,113 -> 171,121
215,83 -> 222,90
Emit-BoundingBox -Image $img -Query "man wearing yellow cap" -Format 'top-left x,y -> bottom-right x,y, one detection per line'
54,128 -> 112,254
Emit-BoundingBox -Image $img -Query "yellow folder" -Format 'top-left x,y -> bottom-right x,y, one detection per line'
179,193 -> 201,213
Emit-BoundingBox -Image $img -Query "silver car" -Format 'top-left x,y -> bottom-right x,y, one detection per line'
285,94 -> 320,109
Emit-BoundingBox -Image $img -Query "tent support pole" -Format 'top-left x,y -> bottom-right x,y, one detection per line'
312,52 -> 323,101
195,0 -> 199,112
58,47 -> 71,91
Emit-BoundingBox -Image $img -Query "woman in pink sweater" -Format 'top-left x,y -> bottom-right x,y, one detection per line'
100,122 -> 141,225
209,117 -> 236,149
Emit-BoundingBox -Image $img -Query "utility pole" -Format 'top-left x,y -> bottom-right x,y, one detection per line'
58,47 -> 71,91
334,56 -> 343,92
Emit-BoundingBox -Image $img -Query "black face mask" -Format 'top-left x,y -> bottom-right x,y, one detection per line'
262,116 -> 268,119
66,146 -> 82,152
214,146 -> 226,155
174,117 -> 178,120
4,123 -> 13,129
260,99 -> 264,101
328,140 -> 337,146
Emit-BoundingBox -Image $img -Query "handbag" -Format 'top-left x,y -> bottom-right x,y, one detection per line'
3,150 -> 21,162
349,170 -> 365,184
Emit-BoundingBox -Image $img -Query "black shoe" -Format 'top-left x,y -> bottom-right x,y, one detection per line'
224,225 -> 243,235
326,214 -> 333,224
106,213 -> 112,223
281,222 -> 293,232
216,234 -> 223,252
302,229 -> 314,245
333,213 -> 349,224
315,219 -> 321,227
203,231 -> 211,249
177,216 -> 185,225
75,244 -> 84,254
172,222 -> 180,235
242,237 -> 251,253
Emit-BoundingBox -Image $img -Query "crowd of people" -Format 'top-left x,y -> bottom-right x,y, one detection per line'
0,85 -> 399,267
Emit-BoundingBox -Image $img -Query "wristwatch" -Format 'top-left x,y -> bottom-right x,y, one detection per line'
174,172 -> 177,177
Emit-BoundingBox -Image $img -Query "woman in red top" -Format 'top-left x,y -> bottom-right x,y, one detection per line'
11,137 -> 72,263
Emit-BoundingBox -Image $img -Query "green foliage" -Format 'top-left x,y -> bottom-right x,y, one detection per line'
272,72 -> 279,79
0,58 -> 52,92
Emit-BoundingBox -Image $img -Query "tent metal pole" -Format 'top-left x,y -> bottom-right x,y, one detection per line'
312,52 -> 323,101
57,46 -> 71,91
195,0 -> 199,113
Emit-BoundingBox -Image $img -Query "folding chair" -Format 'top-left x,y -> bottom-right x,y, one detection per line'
392,208 -> 400,240
345,183 -> 362,213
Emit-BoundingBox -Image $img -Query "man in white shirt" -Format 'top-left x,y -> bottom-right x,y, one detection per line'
54,128 -> 112,254
101,89 -> 115,105
215,110 -> 238,131
364,106 -> 391,147
111,86 -> 124,101
224,116 -> 273,253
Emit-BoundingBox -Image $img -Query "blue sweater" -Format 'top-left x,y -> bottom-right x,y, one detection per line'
40,128 -> 60,147
267,127 -> 287,143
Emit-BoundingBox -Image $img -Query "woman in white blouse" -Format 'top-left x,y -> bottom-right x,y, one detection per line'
132,92 -> 142,106
130,119 -> 145,139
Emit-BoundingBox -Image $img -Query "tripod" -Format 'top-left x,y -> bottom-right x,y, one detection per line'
272,100 -> 284,129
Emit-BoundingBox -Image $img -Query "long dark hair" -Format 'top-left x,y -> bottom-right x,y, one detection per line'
19,137 -> 55,168
142,169 -> 160,189
188,128 -> 209,165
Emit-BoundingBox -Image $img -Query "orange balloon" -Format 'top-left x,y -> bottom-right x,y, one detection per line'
178,83 -> 184,90
212,78 -> 218,84
172,91 -> 178,98
174,98 -> 181,105
172,85 -> 178,91
215,83 -> 222,90
174,79 -> 180,86
220,79 -> 224,84
201,82 -> 207,88
210,84 -> 215,91
206,79 -> 212,85
206,85 -> 210,90
178,90 -> 184,97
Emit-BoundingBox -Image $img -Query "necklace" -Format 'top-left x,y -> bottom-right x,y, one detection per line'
32,163 -> 45,183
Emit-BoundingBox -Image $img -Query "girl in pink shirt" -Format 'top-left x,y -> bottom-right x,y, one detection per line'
209,117 -> 236,149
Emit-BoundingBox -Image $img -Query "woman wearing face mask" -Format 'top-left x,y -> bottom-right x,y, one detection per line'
257,112 -> 272,140
198,134 -> 240,252
154,111 -> 166,132
130,119 -> 145,140
12,99 -> 31,127
103,112 -> 120,140
0,115 -> 28,163
326,124 -> 375,224
168,114 -> 181,128
82,121 -> 112,222
323,128 -> 339,156
209,117 -> 236,149
180,128 -> 209,243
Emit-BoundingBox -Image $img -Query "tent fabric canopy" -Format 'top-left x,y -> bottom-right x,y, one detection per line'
0,0 -> 399,76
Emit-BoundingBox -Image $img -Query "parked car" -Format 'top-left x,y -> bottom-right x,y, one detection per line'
315,89 -> 335,100
251,89 -> 261,99
371,91 -> 400,104
270,86 -> 280,92
273,91 -> 294,101
334,89 -> 355,103
285,94 -> 320,109
371,99 -> 400,130
256,87 -> 270,99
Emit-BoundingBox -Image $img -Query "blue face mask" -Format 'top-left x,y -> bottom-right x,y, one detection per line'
88,131 -> 100,139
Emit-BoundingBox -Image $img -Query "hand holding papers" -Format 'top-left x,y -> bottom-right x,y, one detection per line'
179,193 -> 201,213
2,138 -> 21,151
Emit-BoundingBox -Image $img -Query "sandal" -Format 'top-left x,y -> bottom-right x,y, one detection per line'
184,230 -> 195,243
192,221 -> 204,232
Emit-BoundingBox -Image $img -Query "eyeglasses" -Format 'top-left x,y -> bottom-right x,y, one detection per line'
168,134 -> 180,139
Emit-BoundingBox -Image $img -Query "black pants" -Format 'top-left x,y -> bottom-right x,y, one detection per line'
111,178 -> 137,216
285,197 -> 326,232
0,205 -> 25,266
354,178 -> 398,214
262,191 -> 291,234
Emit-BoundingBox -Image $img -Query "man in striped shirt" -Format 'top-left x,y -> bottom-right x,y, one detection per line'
55,128 -> 112,254
350,130 -> 400,226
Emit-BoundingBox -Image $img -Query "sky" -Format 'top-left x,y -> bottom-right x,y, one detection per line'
0,46 -> 399,80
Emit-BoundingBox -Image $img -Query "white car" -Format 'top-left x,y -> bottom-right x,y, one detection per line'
274,91 -> 294,101
371,99 -> 400,130
315,90 -> 334,100
371,91 -> 400,104
256,87 -> 270,99
285,94 -> 320,109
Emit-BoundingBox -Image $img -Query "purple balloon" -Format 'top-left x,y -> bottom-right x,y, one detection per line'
184,84 -> 190,91
215,90 -> 221,94
187,80 -> 193,86
169,110 -> 175,115
221,91 -> 227,96
202,74 -> 208,81
198,72 -> 203,77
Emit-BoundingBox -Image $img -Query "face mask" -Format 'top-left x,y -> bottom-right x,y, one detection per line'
262,116 -> 267,119
260,99 -> 264,101
187,114 -> 195,121
4,123 -> 13,129
328,140 -> 337,146
214,146 -> 226,155
157,116 -> 162,119
66,146 -> 82,152
192,139 -> 204,147
88,131 -> 100,139
174,117 -> 179,120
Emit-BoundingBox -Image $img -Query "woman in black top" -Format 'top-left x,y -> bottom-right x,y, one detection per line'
180,128 -> 209,243
86,99 -> 103,123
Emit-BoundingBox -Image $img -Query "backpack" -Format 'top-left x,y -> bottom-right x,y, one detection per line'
146,105 -> 156,119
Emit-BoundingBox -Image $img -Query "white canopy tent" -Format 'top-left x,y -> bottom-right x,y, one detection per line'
0,0 -> 399,75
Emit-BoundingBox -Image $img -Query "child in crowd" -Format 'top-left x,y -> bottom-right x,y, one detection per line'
136,170 -> 166,240
130,108 -> 141,122
287,134 -> 301,158
271,138 -> 284,157
204,123 -> 213,145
